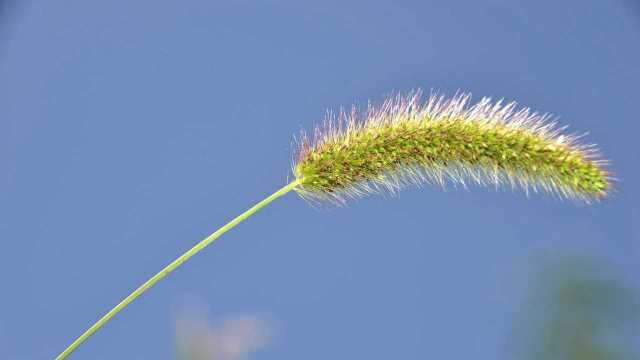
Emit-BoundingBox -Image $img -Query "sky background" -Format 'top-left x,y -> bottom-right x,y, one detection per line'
1,0 -> 639,359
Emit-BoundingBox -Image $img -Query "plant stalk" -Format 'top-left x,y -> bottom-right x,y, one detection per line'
55,179 -> 301,359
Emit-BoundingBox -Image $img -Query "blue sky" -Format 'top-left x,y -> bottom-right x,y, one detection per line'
1,1 -> 639,359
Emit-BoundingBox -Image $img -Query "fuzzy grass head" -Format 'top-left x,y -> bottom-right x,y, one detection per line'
57,89 -> 615,359
293,91 -> 612,204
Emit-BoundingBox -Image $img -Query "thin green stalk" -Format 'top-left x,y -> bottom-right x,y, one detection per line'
56,179 -> 301,360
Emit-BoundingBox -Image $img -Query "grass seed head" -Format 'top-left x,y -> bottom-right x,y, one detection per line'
293,90 -> 612,204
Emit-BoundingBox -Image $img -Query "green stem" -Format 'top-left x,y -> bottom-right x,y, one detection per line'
55,179 -> 302,360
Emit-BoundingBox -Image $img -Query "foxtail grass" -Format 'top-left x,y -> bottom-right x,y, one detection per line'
56,90 -> 611,359
294,91 -> 610,203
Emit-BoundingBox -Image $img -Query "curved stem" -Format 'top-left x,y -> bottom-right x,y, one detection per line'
56,179 -> 301,360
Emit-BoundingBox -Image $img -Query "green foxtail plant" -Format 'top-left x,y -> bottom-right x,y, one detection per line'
56,90 -> 612,359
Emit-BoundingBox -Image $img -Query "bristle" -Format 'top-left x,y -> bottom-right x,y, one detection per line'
292,90 -> 612,204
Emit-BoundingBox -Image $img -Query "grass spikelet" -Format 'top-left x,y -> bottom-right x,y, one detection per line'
293,91 -> 611,203
56,89 -> 614,360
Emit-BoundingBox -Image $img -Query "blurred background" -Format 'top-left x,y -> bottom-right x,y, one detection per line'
1,0 -> 639,359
